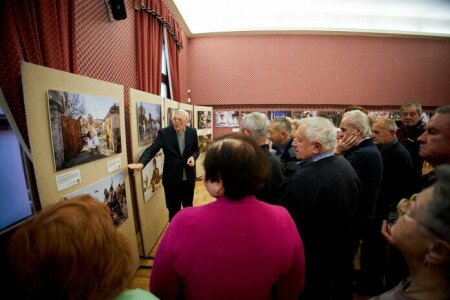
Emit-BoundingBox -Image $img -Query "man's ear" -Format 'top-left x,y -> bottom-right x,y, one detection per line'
355,126 -> 363,135
425,240 -> 450,265
313,141 -> 323,154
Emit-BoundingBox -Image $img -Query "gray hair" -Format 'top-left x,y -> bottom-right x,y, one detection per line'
379,118 -> 398,132
270,117 -> 292,133
342,110 -> 371,138
436,105 -> 450,114
240,112 -> 270,139
423,164 -> 450,243
173,109 -> 189,121
401,101 -> 423,115
298,117 -> 336,151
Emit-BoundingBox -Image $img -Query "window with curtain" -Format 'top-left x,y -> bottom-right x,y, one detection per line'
161,40 -> 171,99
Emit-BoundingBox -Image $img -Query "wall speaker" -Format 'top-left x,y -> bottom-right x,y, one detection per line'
109,0 -> 127,20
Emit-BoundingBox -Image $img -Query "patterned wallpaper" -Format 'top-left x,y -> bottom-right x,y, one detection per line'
75,0 -> 137,162
75,0 -> 137,94
187,34 -> 450,107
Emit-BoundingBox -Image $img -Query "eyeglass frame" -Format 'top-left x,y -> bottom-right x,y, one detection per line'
395,193 -> 445,242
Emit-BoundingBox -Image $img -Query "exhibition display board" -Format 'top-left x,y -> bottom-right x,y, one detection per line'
193,105 -> 213,179
21,62 -> 139,272
129,88 -> 168,256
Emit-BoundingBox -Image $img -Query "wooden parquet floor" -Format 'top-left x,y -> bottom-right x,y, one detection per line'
127,179 -> 215,291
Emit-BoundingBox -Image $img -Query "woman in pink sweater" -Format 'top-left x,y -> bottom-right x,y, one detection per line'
150,133 -> 305,300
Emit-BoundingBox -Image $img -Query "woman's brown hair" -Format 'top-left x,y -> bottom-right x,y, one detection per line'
7,194 -> 133,299
203,133 -> 269,200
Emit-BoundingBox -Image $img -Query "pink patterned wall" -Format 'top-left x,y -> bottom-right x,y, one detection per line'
75,0 -> 137,161
75,0 -> 137,95
178,31 -> 190,103
187,34 -> 450,107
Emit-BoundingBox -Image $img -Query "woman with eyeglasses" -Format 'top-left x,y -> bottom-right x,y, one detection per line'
371,164 -> 450,300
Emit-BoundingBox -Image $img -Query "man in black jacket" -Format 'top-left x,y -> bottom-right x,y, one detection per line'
240,112 -> 285,204
339,110 -> 383,295
368,117 -> 413,292
397,101 -> 425,191
280,117 -> 360,300
129,109 -> 199,220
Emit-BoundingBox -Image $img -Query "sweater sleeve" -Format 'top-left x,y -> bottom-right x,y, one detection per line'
274,210 -> 306,299
149,223 -> 182,300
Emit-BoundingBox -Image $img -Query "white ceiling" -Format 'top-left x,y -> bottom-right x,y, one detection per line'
166,0 -> 450,38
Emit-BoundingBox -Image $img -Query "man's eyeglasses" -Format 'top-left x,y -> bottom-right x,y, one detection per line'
401,112 -> 418,117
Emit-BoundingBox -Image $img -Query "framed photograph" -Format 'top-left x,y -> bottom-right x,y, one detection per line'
64,171 -> 128,226
215,111 -> 240,128
139,149 -> 164,203
318,111 -> 343,127
48,90 -> 121,172
368,111 -> 391,122
268,110 -> 291,120
197,111 -> 212,129
292,110 -> 317,119
198,134 -> 213,153
136,102 -> 162,146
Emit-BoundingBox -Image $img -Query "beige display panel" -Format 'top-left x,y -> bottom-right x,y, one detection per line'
21,62 -> 139,272
129,88 -> 168,256
193,105 -> 213,179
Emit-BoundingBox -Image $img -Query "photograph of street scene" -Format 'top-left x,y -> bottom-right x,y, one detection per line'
48,89 -> 121,171
136,102 -> 161,146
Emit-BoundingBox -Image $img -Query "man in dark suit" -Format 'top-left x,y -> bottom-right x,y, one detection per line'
240,112 -> 285,204
280,117 -> 360,300
397,101 -> 425,191
129,109 -> 199,220
338,110 -> 383,295
368,117 -> 413,292
269,117 -> 299,176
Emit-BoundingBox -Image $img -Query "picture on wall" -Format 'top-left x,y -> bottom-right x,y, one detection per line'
215,111 -> 239,127
48,90 -> 121,172
64,171 -> 128,226
167,107 -> 176,127
368,111 -> 392,122
185,109 -> 193,127
198,134 -> 213,153
292,110 -> 317,119
139,149 -> 164,203
318,111 -> 343,127
268,110 -> 291,120
197,111 -> 212,129
136,102 -> 161,146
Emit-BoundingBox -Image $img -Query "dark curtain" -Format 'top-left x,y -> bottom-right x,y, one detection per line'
167,30 -> 180,101
0,0 -> 76,148
135,0 -> 184,98
135,1 -> 163,95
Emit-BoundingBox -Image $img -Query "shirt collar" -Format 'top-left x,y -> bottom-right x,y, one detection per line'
297,151 -> 334,167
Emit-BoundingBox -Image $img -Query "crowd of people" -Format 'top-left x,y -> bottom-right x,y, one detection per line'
3,103 -> 449,299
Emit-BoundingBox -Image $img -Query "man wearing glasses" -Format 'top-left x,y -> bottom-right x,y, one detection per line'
129,109 -> 199,221
397,101 -> 426,190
